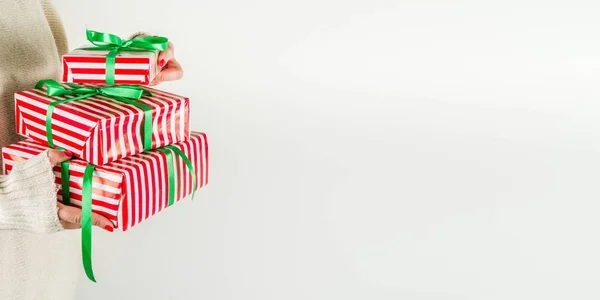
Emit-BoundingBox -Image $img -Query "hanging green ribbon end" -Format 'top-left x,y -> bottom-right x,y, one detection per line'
81,164 -> 97,282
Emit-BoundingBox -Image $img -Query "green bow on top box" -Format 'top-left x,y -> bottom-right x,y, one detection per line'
62,29 -> 168,85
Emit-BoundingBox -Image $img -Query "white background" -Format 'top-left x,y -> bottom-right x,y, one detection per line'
55,0 -> 600,299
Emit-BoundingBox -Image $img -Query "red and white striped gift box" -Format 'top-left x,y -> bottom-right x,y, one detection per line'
1,132 -> 209,231
62,48 -> 158,84
15,83 -> 190,165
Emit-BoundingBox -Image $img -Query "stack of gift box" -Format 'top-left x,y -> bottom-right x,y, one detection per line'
1,29 -> 208,282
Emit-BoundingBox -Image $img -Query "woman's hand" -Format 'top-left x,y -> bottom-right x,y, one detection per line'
150,41 -> 183,85
48,150 -> 115,232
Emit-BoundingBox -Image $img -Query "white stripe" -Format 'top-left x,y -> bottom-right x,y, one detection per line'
56,185 -> 120,206
64,176 -> 121,195
92,126 -> 99,165
109,113 -> 117,160
25,131 -> 79,152
123,171 -> 133,229
68,163 -> 122,182
57,196 -> 118,217
3,148 -> 38,160
169,102 -> 177,145
117,107 -> 127,159
72,74 -> 148,81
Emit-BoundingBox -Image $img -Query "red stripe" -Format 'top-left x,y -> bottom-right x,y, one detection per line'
57,200 -> 118,221
190,134 -> 200,190
7,143 -> 47,154
120,172 -> 130,230
64,56 -> 150,64
202,132 -> 209,186
62,58 -> 69,82
185,142 -> 193,198
71,79 -> 147,84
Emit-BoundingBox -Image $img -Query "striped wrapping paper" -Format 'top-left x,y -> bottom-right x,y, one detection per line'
15,83 -> 190,165
63,48 -> 158,84
1,132 -> 209,231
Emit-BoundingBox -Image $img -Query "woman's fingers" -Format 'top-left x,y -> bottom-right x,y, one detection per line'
47,149 -> 73,165
157,42 -> 175,68
57,202 -> 114,232
150,59 -> 183,85
151,41 -> 183,85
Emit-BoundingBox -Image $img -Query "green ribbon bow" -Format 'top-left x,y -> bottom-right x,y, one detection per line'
63,146 -> 196,282
35,79 -> 154,153
79,29 -> 168,84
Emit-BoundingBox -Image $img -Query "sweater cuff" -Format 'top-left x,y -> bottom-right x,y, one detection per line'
0,150 -> 63,233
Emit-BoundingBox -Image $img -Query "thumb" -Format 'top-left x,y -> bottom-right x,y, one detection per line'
48,149 -> 73,165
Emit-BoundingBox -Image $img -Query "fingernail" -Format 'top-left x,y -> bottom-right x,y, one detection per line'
64,150 -> 73,157
104,225 -> 114,232
158,59 -> 166,68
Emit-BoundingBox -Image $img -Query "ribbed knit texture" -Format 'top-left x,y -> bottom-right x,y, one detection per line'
0,1 -> 79,299
0,150 -> 63,233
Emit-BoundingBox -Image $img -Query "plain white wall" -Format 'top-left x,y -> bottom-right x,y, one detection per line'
54,1 -> 600,299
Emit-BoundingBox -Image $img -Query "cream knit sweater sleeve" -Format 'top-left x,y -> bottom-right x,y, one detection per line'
0,0 -> 67,233
0,151 -> 63,233
41,0 -> 68,57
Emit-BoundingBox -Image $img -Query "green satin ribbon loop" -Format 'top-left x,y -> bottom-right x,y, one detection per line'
36,79 -> 153,151
83,29 -> 168,84
81,164 -> 96,282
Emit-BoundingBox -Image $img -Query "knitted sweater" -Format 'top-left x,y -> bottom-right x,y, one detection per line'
0,1 -> 80,299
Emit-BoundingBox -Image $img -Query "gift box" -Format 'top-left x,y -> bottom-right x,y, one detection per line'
62,29 -> 168,85
15,81 -> 190,165
62,48 -> 158,85
1,132 -> 208,231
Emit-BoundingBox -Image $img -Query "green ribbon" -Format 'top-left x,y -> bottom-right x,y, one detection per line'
162,145 -> 196,205
156,149 -> 176,206
60,161 -> 96,282
81,164 -> 96,282
79,29 -> 168,84
35,79 -> 154,152
58,146 -> 71,206
61,146 -> 196,283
